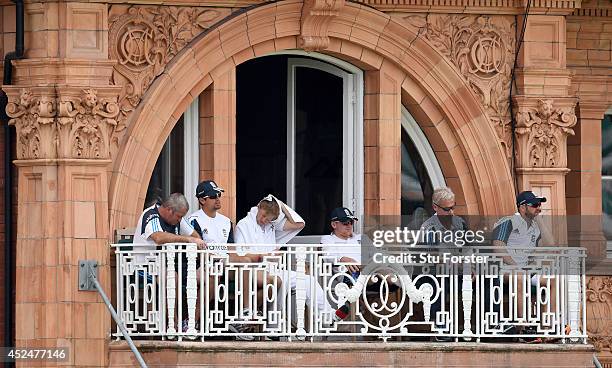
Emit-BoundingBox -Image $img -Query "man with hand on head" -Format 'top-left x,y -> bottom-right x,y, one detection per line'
235,195 -> 350,331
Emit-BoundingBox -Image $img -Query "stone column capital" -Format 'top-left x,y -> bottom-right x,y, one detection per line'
56,85 -> 122,159
4,86 -> 58,160
4,84 -> 122,161
512,96 -> 578,169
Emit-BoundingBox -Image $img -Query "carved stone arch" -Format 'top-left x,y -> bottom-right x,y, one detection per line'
108,0 -> 515,232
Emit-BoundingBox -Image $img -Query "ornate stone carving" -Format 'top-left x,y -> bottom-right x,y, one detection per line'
402,15 -> 516,159
4,86 -> 121,160
57,88 -> 121,159
514,98 -> 577,168
586,276 -> 612,353
6,87 -> 57,160
299,0 -> 345,51
108,5 -> 230,138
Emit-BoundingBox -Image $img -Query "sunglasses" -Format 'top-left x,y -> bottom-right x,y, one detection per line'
205,193 -> 221,200
334,219 -> 354,225
525,202 -> 541,208
434,203 -> 454,212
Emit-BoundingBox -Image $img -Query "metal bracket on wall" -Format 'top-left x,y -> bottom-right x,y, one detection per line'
77,259 -> 147,367
78,260 -> 98,291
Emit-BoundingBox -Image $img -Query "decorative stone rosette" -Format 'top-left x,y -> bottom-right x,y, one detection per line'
108,5 -> 230,129
513,97 -> 577,169
5,86 -> 121,160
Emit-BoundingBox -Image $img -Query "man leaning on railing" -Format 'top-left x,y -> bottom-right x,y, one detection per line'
132,193 -> 207,333
491,190 -> 560,343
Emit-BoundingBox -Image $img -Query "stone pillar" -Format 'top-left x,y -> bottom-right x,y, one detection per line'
3,2 -> 119,366
363,62 -> 403,217
566,77 -> 609,259
199,69 -> 237,222
512,15 -> 577,244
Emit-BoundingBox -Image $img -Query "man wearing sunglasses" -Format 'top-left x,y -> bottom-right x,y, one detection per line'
419,187 -> 468,341
188,181 -> 280,340
491,190 -> 554,341
492,190 -> 546,265
320,207 -> 362,275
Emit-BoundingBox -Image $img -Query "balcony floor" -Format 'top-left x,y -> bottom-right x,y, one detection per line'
109,340 -> 595,367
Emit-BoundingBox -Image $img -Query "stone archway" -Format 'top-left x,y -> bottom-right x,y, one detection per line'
108,0 -> 515,233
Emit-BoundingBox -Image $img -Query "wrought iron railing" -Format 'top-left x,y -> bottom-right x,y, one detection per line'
112,244 -> 587,343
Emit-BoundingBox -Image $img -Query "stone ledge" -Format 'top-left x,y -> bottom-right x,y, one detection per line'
109,340 -> 596,367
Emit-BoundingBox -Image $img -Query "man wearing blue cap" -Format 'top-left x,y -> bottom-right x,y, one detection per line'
491,190 -> 554,342
320,207 -> 362,275
492,190 -> 547,264
188,181 -> 281,340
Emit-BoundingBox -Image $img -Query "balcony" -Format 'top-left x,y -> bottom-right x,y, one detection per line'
109,244 -> 594,367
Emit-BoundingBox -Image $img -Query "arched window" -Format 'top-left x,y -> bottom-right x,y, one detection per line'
145,100 -> 199,211
401,107 -> 446,226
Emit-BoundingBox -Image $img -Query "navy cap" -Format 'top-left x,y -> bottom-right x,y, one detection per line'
516,191 -> 547,206
195,180 -> 224,198
330,207 -> 358,222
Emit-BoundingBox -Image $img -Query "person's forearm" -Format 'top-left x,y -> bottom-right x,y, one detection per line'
492,240 -> 516,265
280,204 -> 299,224
228,253 -> 254,263
151,232 -> 196,245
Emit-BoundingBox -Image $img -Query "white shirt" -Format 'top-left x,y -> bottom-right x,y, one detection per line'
320,233 -> 362,264
187,209 -> 232,256
493,212 -> 541,266
235,207 -> 278,254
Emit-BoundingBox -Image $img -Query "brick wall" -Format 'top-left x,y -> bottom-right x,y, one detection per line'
567,11 -> 612,72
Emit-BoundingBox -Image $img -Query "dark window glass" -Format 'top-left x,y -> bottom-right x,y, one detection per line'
602,114 -> 612,242
237,57 -> 344,234
401,128 -> 433,226
236,56 -> 288,219
294,67 -> 343,235
145,116 -> 184,208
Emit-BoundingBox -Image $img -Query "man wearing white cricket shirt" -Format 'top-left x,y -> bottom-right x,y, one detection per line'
235,195 -> 350,334
320,207 -> 362,276
188,181 -> 279,340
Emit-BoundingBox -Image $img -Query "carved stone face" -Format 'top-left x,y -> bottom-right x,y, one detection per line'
83,89 -> 98,108
538,99 -> 554,118
19,89 -> 32,107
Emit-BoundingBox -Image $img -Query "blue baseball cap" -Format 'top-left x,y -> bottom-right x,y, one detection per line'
330,207 -> 358,222
516,191 -> 547,206
195,180 -> 224,198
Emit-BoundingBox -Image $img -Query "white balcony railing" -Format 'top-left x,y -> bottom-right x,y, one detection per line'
112,244 -> 587,343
